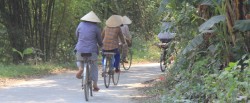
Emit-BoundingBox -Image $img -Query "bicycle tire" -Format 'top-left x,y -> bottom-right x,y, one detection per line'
122,49 -> 132,70
90,81 -> 93,97
88,63 -> 93,97
112,65 -> 120,85
103,57 -> 111,88
160,53 -> 166,72
84,63 -> 90,101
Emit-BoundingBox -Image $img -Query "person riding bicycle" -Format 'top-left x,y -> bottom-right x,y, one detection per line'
102,15 -> 125,74
120,16 -> 132,63
157,20 -> 175,63
75,11 -> 102,92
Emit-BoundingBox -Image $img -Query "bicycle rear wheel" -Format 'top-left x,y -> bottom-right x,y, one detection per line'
122,49 -> 132,70
112,66 -> 120,85
160,53 -> 166,72
103,57 -> 111,88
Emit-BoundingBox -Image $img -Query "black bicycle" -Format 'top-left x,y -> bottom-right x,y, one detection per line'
158,43 -> 168,72
102,50 -> 120,88
158,40 -> 176,72
80,53 -> 93,101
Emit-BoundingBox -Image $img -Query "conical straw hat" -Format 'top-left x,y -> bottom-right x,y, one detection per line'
106,15 -> 123,27
80,11 -> 101,23
122,16 -> 132,24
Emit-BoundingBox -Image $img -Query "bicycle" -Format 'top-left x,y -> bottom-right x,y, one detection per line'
120,45 -> 132,70
79,53 -> 93,101
102,50 -> 120,88
158,43 -> 168,72
158,40 -> 176,72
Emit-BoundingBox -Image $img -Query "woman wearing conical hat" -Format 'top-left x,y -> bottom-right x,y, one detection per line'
102,15 -> 125,73
120,16 -> 132,63
75,11 -> 102,91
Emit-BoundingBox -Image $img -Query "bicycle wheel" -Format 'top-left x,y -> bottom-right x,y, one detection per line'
83,64 -> 90,101
89,80 -> 93,97
112,65 -> 120,85
122,49 -> 132,70
160,52 -> 166,72
88,64 -> 93,97
103,57 -> 111,88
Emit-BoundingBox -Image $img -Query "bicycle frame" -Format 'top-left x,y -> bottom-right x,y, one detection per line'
82,62 -> 87,83
80,53 -> 93,101
102,52 -> 115,88
103,52 -> 115,69
102,51 -> 120,87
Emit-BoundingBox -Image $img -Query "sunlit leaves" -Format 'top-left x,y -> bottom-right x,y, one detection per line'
12,48 -> 34,59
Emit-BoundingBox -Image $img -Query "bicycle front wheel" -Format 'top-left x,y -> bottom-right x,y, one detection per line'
160,53 -> 166,72
103,57 -> 111,88
122,49 -> 132,70
88,64 -> 93,97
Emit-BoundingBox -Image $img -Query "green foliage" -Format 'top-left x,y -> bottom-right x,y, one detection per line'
0,23 -> 11,63
147,0 -> 250,102
12,47 -> 33,60
198,15 -> 226,32
182,33 -> 204,55
0,24 -> 6,33
0,63 -> 76,78
234,20 -> 250,32
132,35 -> 160,63
203,56 -> 250,102
0,0 -> 162,64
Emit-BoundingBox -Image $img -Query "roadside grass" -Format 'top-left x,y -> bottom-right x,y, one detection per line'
132,36 -> 160,63
0,63 -> 77,79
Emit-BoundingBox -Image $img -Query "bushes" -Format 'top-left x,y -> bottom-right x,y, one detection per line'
157,54 -> 250,102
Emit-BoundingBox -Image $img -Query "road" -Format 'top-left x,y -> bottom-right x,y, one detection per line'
0,63 -> 163,103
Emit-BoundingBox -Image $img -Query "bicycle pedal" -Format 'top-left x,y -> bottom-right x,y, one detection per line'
101,72 -> 106,77
108,71 -> 114,75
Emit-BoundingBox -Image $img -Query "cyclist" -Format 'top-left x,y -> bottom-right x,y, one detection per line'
120,16 -> 132,63
75,11 -> 102,92
157,20 -> 176,63
102,15 -> 125,73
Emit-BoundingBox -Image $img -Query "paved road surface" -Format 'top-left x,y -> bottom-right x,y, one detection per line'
0,63 -> 163,103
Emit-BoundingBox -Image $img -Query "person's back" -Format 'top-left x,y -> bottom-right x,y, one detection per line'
75,22 -> 102,53
157,21 -> 175,43
102,26 -> 124,50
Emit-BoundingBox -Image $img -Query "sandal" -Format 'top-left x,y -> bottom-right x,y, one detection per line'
115,69 -> 120,73
76,70 -> 83,79
93,87 -> 100,92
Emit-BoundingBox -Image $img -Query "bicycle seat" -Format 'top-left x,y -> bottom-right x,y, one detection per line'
158,43 -> 168,48
103,52 -> 116,55
103,50 -> 116,55
81,53 -> 92,57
